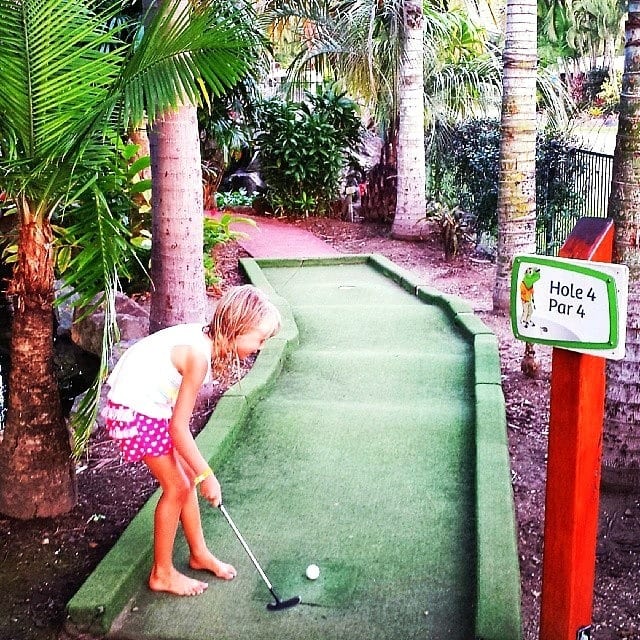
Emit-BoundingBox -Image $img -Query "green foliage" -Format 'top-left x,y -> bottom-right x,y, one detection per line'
537,0 -> 625,74
203,252 -> 218,288
202,213 -> 256,287
535,135 -> 587,254
55,137 -> 147,303
203,213 -> 255,252
0,0 -> 266,459
198,82 -> 264,208
215,189 -> 255,209
593,72 -> 621,115
429,119 -> 500,235
429,118 -> 583,246
1,139 -> 152,296
436,205 -> 474,260
255,83 -> 362,217
538,0 -> 576,66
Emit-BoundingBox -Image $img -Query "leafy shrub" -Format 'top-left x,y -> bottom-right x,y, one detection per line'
429,118 -> 583,248
429,119 -> 500,235
215,188 -> 254,209
255,83 -> 362,217
535,136 -> 586,254
202,213 -> 255,288
594,72 -> 621,115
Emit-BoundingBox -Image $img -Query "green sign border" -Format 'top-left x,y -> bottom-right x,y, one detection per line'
510,255 -> 619,350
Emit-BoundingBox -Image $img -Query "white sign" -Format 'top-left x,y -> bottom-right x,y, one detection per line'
510,255 -> 628,360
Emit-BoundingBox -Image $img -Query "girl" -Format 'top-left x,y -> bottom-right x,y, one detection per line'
103,285 -> 282,596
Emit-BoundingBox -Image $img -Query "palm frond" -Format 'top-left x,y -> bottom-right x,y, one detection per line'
57,138 -> 140,458
69,270 -> 119,459
0,0 -> 127,162
425,53 -> 502,127
119,0 -> 264,127
537,65 -> 577,130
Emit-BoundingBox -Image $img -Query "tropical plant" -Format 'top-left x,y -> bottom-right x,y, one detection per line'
203,213 -> 255,253
429,119 -> 501,235
0,0 -> 259,519
255,83 -> 362,216
538,0 -> 625,108
435,204 -> 474,260
215,189 -> 256,209
594,71 -> 622,114
199,85 -> 263,209
202,213 -> 256,289
538,0 -> 576,67
429,118 -> 583,249
571,0 -> 625,72
261,0 -> 503,232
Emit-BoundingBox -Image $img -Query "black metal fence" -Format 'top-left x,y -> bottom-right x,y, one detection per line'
537,148 -> 614,255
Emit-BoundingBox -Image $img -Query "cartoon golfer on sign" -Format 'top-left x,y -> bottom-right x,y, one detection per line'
520,267 -> 541,328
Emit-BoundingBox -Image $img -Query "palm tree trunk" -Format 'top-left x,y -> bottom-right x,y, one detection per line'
361,132 -> 397,223
391,0 -> 427,240
602,2 -> 640,491
146,0 -> 206,333
148,104 -> 206,333
0,204 -> 76,519
492,0 -> 538,310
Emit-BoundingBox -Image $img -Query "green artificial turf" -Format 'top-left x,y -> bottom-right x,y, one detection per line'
66,255 -> 521,640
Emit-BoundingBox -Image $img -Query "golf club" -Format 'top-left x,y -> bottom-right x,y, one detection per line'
218,503 -> 301,611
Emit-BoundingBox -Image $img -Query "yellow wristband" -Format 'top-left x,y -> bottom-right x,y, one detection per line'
194,467 -> 213,486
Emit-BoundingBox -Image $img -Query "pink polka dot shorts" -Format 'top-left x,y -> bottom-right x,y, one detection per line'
104,401 -> 173,463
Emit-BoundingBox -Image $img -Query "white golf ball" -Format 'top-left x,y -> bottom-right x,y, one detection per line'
305,563 -> 320,580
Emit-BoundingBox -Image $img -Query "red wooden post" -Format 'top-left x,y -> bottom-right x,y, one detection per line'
539,217 -> 615,640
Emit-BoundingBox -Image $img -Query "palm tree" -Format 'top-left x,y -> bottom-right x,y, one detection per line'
571,0 -> 625,73
492,0 -> 538,311
390,0 -> 427,239
148,102 -> 208,332
602,0 -> 640,491
262,0 -> 501,225
146,0 -> 264,333
0,0 -> 258,519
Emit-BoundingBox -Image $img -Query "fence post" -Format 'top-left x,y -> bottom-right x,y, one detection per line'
539,217 -> 614,640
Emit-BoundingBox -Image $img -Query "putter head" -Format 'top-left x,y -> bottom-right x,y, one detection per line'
267,595 -> 301,611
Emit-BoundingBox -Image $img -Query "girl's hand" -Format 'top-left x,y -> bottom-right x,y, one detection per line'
199,474 -> 222,507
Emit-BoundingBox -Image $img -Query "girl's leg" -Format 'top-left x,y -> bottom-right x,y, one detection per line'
176,454 -> 237,580
144,452 -> 209,596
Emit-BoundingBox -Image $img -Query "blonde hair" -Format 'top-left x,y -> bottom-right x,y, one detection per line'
205,285 -> 281,377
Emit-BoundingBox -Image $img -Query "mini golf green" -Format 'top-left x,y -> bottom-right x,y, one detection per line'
66,254 -> 521,640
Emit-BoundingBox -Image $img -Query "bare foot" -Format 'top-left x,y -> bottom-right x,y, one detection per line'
190,550 -> 237,580
149,566 -> 208,596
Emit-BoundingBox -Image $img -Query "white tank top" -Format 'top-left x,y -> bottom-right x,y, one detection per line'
106,323 -> 212,418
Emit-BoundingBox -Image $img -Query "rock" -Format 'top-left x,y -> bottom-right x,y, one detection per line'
71,293 -> 149,357
356,129 -> 383,173
54,280 -> 79,337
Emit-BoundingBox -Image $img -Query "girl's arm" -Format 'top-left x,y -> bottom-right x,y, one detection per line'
170,345 -> 222,505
